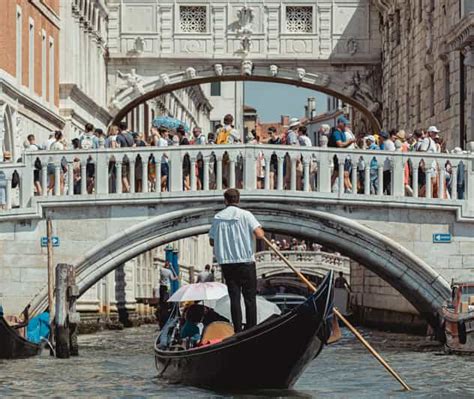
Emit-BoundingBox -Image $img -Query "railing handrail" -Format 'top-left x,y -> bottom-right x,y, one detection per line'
255,250 -> 350,261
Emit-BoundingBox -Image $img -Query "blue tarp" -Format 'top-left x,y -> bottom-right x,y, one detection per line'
152,116 -> 190,132
27,312 -> 50,344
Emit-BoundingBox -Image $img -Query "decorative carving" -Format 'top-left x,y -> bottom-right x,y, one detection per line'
346,37 -> 358,55
464,46 -> 474,67
114,69 -> 145,96
308,72 -> 330,87
185,67 -> 197,79
133,37 -> 144,54
214,64 -> 223,76
241,60 -> 253,76
296,68 -> 306,80
180,6 -> 207,33
160,73 -> 170,86
235,6 -> 255,56
424,4 -> 434,55
343,70 -> 381,115
269,64 -> 279,77
286,6 -> 313,33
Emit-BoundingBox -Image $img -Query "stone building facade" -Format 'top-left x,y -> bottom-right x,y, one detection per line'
0,0 -> 62,159
58,0 -> 110,139
376,0 -> 474,150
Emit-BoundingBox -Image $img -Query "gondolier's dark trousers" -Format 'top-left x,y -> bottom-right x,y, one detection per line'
221,262 -> 257,333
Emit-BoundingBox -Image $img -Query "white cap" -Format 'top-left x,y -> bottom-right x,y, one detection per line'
365,135 -> 376,143
427,126 -> 440,133
288,118 -> 300,128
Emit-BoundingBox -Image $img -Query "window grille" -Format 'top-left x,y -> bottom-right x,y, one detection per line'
286,6 -> 313,33
180,6 -> 207,33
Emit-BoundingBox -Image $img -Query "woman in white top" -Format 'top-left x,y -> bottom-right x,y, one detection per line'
48,131 -> 66,194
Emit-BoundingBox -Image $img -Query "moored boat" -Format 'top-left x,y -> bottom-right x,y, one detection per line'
0,317 -> 42,359
154,271 -> 335,390
443,282 -> 474,354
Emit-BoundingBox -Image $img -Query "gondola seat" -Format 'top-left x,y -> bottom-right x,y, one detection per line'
200,321 -> 234,345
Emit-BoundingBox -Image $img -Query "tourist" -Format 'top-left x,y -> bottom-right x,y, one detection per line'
116,122 -> 134,192
25,134 -> 43,196
318,124 -> 331,145
298,125 -> 312,147
192,127 -> 207,145
267,127 -> 281,189
45,132 -> 55,150
286,118 -> 300,145
209,188 -> 264,332
157,260 -> 178,328
80,123 -> 99,150
207,132 -> 216,145
328,116 -> 355,192
105,125 -> 120,148
379,130 -> 395,195
334,272 -> 351,291
216,114 -> 240,144
365,135 -> 380,194
48,131 -> 66,194
196,264 -> 214,283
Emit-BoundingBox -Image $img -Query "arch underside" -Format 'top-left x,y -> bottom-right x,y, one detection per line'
30,203 -> 449,327
109,64 -> 381,132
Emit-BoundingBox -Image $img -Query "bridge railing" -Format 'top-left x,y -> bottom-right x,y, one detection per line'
255,250 -> 350,277
0,144 -> 472,212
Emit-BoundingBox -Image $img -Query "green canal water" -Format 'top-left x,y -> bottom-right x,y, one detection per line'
0,324 -> 472,398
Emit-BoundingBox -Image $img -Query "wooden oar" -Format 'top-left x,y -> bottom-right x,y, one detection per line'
262,236 -> 411,391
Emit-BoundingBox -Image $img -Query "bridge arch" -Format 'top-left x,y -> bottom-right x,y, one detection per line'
108,64 -> 381,132
30,203 -> 449,328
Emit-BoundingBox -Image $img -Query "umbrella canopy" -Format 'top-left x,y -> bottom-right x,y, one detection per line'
152,116 -> 190,132
168,282 -> 228,302
210,295 -> 281,325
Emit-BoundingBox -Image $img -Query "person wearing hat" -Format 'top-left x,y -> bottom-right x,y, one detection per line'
286,117 -> 300,145
364,136 -> 379,194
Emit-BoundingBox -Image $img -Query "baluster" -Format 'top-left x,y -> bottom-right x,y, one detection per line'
229,156 -> 236,188
364,160 -> 370,195
303,158 -> 310,192
142,157 -> 148,193
216,156 -> 223,190
425,170 -> 432,198
190,157 -> 197,191
155,157 -> 162,193
438,162 -> 445,199
264,154 -> 270,190
377,164 -> 383,196
67,161 -> 74,195
451,163 -> 458,200
203,157 -> 209,191
338,159 -> 344,194
277,156 -> 284,191
290,155 -> 297,191
129,160 -> 136,194
5,175 -> 12,210
81,161 -> 87,195
317,152 -> 331,193
54,163 -> 61,196
116,162 -> 123,194
412,161 -> 419,198
41,164 -> 48,197
351,158 -> 357,194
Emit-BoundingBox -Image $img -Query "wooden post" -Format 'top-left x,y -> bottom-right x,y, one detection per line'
47,218 -> 54,323
67,266 -> 80,356
55,263 -> 70,358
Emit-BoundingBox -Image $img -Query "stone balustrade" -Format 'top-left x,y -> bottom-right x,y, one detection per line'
254,250 -> 350,278
0,145 -> 472,213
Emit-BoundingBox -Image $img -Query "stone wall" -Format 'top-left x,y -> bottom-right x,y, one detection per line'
377,0 -> 473,150
350,261 -> 427,332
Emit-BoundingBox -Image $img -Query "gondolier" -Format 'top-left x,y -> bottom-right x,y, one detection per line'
209,189 -> 265,332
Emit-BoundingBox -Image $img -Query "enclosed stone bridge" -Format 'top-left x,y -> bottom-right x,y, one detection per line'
1,145 -> 474,328
105,0 -> 383,130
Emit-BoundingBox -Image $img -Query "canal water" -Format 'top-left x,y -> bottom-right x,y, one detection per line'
0,325 -> 472,398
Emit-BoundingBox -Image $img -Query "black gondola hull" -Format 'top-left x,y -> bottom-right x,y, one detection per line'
0,317 -> 42,359
155,271 -> 334,390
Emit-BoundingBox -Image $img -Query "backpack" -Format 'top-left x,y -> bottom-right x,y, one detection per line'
80,134 -> 95,150
216,127 -> 231,144
119,132 -> 134,147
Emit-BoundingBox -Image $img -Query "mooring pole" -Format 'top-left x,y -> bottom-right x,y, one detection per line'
55,263 -> 70,359
47,218 -> 54,323
68,266 -> 80,356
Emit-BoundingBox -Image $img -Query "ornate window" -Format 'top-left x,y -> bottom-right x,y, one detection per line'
180,6 -> 207,33
286,6 -> 313,33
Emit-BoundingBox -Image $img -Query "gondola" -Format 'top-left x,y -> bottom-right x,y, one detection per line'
155,271 -> 335,390
0,317 -> 42,359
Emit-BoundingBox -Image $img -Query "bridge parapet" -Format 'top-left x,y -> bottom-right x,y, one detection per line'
0,145 -> 473,218
255,250 -> 350,278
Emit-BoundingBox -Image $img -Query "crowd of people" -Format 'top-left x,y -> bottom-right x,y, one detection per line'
0,111 -> 468,208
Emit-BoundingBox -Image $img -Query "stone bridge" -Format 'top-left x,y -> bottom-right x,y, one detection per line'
1,145 -> 474,328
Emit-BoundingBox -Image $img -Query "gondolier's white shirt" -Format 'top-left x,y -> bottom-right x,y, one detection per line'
209,206 -> 261,265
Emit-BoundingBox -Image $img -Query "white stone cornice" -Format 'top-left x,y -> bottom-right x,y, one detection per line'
29,0 -> 60,28
446,13 -> 474,51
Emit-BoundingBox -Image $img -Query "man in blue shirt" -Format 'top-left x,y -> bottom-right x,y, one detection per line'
209,189 -> 265,332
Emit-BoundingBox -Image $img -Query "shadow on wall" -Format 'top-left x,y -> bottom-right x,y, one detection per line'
115,264 -> 133,327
